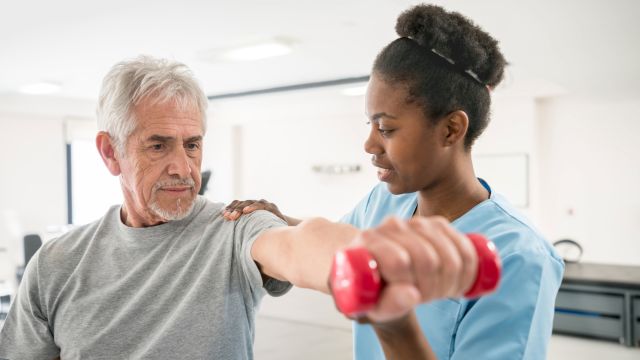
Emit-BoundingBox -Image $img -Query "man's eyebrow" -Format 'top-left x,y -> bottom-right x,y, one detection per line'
145,135 -> 203,143
146,135 -> 174,143
184,135 -> 203,143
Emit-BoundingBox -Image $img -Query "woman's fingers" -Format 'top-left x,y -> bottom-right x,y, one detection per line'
222,199 -> 286,221
223,200 -> 257,220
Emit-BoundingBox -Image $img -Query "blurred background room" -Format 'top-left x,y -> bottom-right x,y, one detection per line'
0,0 -> 639,358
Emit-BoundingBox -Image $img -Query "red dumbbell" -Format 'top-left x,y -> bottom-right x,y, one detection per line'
329,233 -> 501,317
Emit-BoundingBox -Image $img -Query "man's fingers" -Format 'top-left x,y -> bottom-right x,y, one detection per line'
409,217 -> 465,298
366,284 -> 420,323
375,217 -> 441,302
429,218 -> 478,296
359,228 -> 414,285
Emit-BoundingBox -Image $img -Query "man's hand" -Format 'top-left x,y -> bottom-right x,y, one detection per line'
351,216 -> 478,323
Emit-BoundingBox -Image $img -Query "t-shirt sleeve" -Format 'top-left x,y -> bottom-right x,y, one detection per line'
0,252 -> 60,360
233,210 -> 292,304
450,250 -> 564,360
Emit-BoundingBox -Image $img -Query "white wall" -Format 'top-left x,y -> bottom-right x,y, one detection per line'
0,112 -> 67,289
206,87 -> 555,328
0,95 -> 96,291
474,95 -> 539,219
208,86 -> 379,220
537,97 -> 640,266
1,87 -> 638,321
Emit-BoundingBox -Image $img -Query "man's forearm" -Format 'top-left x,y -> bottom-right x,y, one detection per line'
251,217 -> 359,293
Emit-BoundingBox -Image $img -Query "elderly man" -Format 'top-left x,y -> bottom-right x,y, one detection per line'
0,56 -> 479,359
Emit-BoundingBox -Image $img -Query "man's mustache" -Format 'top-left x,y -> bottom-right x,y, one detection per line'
153,178 -> 196,191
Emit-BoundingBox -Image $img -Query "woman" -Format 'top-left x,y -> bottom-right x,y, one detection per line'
225,4 -> 564,359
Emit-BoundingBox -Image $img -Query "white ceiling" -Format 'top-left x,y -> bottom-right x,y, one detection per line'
1,0 -> 639,101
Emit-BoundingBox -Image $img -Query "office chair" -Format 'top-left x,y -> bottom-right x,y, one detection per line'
23,234 -> 42,266
15,234 -> 42,284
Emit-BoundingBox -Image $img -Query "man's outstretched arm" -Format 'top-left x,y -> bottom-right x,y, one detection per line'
251,216 -> 479,360
251,217 -> 356,293
252,216 -> 478,318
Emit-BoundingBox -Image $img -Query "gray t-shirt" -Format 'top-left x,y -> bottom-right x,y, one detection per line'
0,196 -> 290,359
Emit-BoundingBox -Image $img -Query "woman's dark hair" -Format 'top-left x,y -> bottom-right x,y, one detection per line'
373,4 -> 507,148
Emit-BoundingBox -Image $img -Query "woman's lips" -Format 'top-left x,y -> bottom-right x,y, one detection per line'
376,167 -> 393,181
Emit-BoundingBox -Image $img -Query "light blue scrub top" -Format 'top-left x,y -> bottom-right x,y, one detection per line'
341,180 -> 564,360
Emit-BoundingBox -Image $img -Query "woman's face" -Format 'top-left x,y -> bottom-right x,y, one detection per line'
364,73 -> 454,195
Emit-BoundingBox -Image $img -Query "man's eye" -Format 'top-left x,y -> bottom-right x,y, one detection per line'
151,144 -> 164,151
186,143 -> 200,150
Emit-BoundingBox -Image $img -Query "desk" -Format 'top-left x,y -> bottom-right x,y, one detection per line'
553,263 -> 640,347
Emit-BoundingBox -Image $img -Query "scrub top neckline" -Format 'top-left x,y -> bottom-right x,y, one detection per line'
411,178 -> 494,225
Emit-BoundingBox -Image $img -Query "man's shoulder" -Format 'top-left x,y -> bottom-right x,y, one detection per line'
234,209 -> 288,230
189,197 -> 286,239
38,210 -> 115,269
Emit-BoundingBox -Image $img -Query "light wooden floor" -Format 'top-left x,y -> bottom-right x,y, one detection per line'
2,317 -> 638,359
255,315 -> 640,360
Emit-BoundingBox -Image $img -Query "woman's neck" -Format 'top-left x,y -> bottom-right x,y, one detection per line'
415,159 -> 489,222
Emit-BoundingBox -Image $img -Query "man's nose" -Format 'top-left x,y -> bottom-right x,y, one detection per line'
167,146 -> 192,178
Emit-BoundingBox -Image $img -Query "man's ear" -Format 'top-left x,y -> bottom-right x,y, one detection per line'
441,110 -> 469,147
96,131 -> 122,176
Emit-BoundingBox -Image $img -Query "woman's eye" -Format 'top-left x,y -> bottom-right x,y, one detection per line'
378,128 -> 394,136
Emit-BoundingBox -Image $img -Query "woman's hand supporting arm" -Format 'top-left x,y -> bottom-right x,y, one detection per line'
223,199 -> 302,225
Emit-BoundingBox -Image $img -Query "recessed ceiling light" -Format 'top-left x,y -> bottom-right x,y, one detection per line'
19,82 -> 61,95
198,37 -> 296,63
341,85 -> 367,97
223,42 -> 292,61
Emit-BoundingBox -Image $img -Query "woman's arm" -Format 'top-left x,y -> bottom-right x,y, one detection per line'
372,312 -> 437,360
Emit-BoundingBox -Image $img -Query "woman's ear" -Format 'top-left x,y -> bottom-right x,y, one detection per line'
96,131 -> 122,176
442,110 -> 469,147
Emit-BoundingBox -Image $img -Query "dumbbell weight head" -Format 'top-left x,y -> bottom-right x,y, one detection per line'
329,233 -> 501,318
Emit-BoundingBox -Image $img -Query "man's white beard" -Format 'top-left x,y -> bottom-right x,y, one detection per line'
149,178 -> 197,221
150,196 -> 196,221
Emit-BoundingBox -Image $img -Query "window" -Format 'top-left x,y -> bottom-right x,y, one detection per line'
66,119 -> 122,225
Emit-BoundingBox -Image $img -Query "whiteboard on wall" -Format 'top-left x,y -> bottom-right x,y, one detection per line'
473,153 -> 529,208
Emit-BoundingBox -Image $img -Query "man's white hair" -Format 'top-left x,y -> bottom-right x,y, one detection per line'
96,55 -> 208,154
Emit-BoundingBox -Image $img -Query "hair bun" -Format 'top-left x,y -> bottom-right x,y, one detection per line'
395,4 -> 506,87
